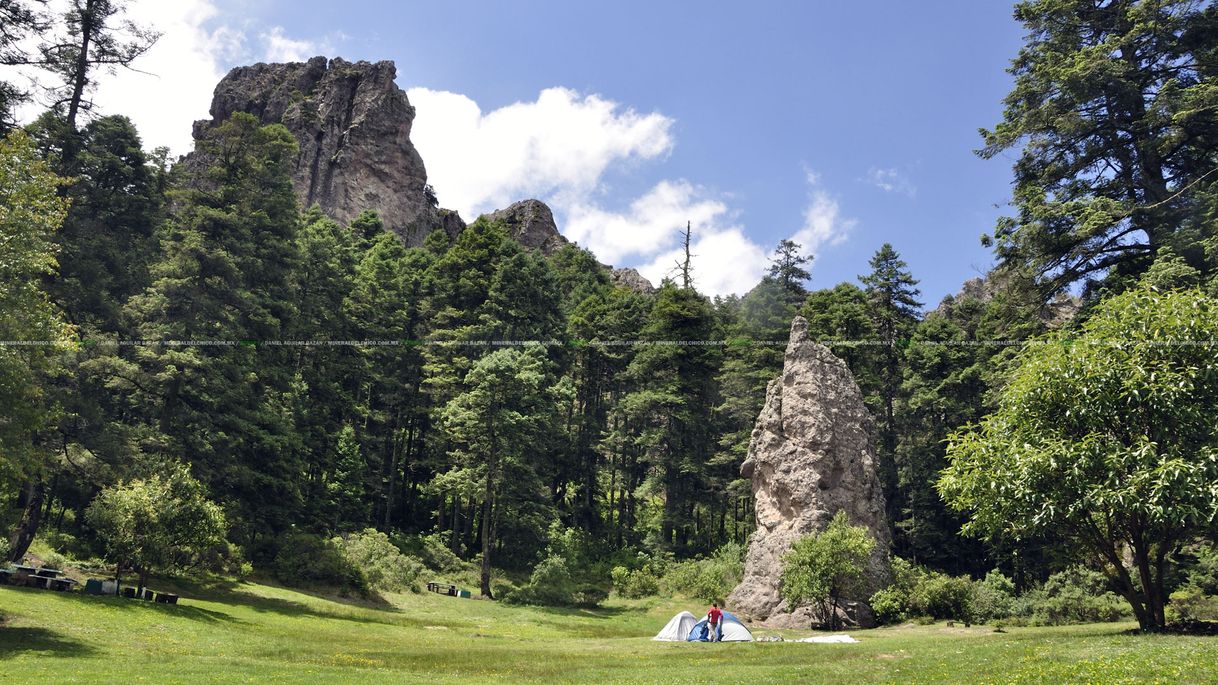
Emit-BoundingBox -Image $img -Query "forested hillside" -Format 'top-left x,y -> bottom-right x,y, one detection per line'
2,0 -> 1218,627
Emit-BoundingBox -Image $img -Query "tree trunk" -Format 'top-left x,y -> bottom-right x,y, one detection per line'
65,0 -> 96,131
7,480 -> 45,563
479,493 -> 493,598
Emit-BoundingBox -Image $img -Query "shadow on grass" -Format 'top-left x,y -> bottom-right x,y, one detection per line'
153,576 -> 410,628
0,626 -> 95,660
4,585 -> 242,625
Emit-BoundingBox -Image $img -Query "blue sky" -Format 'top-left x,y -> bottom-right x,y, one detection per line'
38,1 -> 1029,304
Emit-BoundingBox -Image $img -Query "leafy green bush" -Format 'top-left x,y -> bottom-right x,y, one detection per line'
661,542 -> 744,604
611,565 -> 661,598
334,529 -> 424,593
971,570 -> 1017,622
908,572 -> 975,621
871,558 -> 976,624
272,532 -> 366,594
869,586 -> 908,624
572,585 -> 609,607
393,532 -> 464,574
38,549 -> 70,572
1020,566 -> 1130,625
1167,585 -> 1218,623
197,540 -> 252,578
1185,542 -> 1218,595
503,555 -> 578,606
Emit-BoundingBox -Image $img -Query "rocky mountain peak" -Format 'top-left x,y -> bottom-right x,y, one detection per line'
480,199 -> 568,255
191,56 -> 452,245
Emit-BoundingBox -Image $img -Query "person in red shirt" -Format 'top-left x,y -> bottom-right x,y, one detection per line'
707,602 -> 724,642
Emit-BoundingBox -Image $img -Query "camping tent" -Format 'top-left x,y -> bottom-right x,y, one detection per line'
686,611 -> 753,642
652,611 -> 697,641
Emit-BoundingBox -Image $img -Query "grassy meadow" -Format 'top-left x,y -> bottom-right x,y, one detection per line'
1,581 -> 1214,684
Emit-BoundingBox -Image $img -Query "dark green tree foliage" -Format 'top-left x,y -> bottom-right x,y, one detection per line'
23,114 -> 166,554
110,113 -> 302,543
981,0 -> 1218,296
29,113 -> 163,331
421,219 -> 571,555
941,284 -> 1218,630
344,230 -> 434,530
800,282 -> 880,393
440,347 -> 561,597
547,244 -> 615,529
571,283 -> 652,540
767,238 -> 813,297
860,243 -> 922,521
0,130 -> 71,561
286,208 -> 361,529
623,280 -> 720,553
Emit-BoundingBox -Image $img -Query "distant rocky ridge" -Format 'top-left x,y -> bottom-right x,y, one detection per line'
728,316 -> 892,629
188,56 -> 653,292
934,274 -> 1080,325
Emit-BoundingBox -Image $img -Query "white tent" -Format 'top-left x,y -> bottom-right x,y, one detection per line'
652,611 -> 697,641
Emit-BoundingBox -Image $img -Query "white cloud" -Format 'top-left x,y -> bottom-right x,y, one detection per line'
636,222 -> 770,298
864,166 -> 916,197
83,0 -> 236,156
792,170 -> 856,255
564,179 -> 769,296
406,87 -> 779,296
406,86 -> 674,219
260,26 -> 316,63
564,180 -> 725,264
0,0 -> 333,156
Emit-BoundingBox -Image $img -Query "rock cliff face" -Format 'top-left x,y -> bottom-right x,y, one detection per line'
190,57 -> 658,290
192,56 -> 447,245
610,267 -> 656,294
727,316 -> 891,628
480,199 -> 569,255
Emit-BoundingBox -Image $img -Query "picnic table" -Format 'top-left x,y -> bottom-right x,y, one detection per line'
427,581 -> 459,596
48,577 -> 77,592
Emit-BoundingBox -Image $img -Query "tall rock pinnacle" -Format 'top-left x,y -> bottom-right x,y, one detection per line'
728,316 -> 892,628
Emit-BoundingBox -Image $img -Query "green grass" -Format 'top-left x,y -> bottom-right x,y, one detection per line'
1,580 -> 1214,684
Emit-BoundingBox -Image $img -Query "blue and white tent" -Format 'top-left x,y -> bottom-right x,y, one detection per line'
686,611 -> 753,642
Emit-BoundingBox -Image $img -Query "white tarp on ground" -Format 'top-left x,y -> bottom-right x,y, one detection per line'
795,634 -> 858,643
652,611 -> 698,641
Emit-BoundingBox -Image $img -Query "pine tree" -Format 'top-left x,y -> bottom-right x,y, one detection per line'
622,280 -> 719,553
860,243 -> 921,525
37,0 -> 159,131
767,239 -> 812,300
980,0 -> 1218,295
440,347 -> 559,597
108,113 -> 303,543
